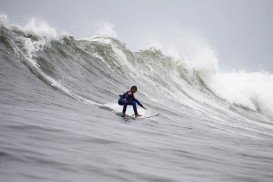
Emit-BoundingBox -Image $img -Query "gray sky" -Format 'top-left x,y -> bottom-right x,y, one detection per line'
1,0 -> 273,72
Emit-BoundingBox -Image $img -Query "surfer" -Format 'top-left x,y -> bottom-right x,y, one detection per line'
118,86 -> 146,117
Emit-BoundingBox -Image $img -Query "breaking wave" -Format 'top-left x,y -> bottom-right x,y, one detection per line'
1,14 -> 273,117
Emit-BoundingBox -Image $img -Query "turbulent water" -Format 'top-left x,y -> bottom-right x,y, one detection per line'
1,16 -> 273,182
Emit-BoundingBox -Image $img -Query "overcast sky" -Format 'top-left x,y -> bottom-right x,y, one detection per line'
1,0 -> 273,72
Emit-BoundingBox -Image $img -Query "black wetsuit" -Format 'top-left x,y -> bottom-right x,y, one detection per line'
118,91 -> 143,115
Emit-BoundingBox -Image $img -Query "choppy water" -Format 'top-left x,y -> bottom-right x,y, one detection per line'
1,16 -> 273,182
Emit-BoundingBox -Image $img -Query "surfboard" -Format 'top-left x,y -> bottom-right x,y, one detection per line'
116,112 -> 159,120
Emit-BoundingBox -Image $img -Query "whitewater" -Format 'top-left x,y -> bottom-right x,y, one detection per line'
1,15 -> 273,182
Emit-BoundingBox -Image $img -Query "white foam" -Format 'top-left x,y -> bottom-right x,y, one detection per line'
23,18 -> 58,39
204,71 -> 273,115
94,22 -> 117,38
0,14 -> 9,27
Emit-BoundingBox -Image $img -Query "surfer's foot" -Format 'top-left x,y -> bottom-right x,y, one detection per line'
135,114 -> 142,117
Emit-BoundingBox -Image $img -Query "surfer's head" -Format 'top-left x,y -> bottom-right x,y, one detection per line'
130,86 -> 137,93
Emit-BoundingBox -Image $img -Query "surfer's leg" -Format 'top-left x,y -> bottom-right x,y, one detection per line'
126,101 -> 138,115
118,99 -> 127,115
122,104 -> 127,115
132,101 -> 138,115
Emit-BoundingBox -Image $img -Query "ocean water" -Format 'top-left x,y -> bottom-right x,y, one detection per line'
1,16 -> 273,182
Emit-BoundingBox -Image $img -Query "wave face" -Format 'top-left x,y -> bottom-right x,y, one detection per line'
1,16 -> 273,182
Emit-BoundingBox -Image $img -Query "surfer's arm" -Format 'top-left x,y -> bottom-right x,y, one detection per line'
134,98 -> 146,109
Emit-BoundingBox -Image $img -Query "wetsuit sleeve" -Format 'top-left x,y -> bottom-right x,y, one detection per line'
131,95 -> 136,101
134,99 -> 143,107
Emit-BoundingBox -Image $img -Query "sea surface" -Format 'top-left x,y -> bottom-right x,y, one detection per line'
1,16 -> 273,182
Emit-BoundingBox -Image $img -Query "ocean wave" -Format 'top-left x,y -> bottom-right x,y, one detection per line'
1,14 -> 273,117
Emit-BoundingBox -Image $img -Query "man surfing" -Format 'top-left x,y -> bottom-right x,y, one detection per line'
118,86 -> 146,117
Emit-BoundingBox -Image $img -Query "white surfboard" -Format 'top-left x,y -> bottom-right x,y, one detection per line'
116,112 -> 159,120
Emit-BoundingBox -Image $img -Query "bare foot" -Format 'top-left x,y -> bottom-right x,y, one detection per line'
135,114 -> 142,117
